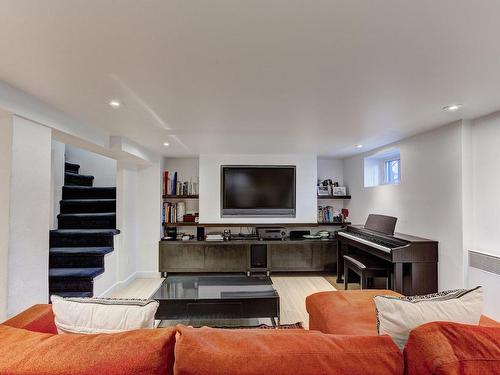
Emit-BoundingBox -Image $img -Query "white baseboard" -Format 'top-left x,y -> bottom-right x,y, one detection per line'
99,271 -> 138,297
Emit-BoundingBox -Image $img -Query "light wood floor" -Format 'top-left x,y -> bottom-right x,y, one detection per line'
110,276 -> 336,329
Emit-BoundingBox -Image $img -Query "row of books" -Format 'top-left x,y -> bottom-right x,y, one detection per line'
163,171 -> 199,196
318,206 -> 343,224
162,202 -> 181,224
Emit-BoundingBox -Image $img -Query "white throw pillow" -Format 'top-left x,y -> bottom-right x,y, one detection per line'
51,295 -> 159,334
374,286 -> 483,349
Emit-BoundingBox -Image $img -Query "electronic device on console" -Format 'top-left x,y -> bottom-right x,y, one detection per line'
289,230 -> 311,240
257,227 -> 287,240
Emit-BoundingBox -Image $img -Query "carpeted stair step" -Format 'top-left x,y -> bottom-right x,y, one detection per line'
65,162 -> 80,174
50,247 -> 113,268
64,172 -> 94,186
50,229 -> 120,248
60,199 -> 116,214
50,291 -> 93,299
57,213 -> 116,229
49,267 -> 104,293
62,186 -> 116,200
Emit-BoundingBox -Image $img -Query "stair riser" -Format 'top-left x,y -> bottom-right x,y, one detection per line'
65,163 -> 80,174
62,187 -> 116,200
50,255 -> 104,268
65,174 -> 94,186
58,216 -> 116,230
50,235 -> 114,248
60,201 -> 116,214
49,278 -> 94,293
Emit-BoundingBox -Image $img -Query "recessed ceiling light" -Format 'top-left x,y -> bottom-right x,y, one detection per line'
443,104 -> 462,112
108,100 -> 121,108
163,142 -> 170,147
356,144 -> 363,149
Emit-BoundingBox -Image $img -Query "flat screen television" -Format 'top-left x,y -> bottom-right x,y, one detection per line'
221,165 -> 296,217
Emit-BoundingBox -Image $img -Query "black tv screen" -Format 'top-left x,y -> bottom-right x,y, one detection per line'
221,166 -> 296,217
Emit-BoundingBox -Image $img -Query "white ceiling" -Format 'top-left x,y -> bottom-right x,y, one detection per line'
1,0 -> 500,158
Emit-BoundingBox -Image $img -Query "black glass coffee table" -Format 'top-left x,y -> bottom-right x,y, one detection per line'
152,275 -> 280,326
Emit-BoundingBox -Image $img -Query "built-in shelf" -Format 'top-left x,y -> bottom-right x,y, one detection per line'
163,222 -> 349,228
163,195 -> 199,199
317,195 -> 351,200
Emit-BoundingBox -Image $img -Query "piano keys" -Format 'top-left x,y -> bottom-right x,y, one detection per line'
336,214 -> 438,295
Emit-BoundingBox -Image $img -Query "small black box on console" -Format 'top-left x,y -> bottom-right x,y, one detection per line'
289,230 -> 310,240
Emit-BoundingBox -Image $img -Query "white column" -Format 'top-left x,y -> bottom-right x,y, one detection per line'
0,116 -> 13,321
7,116 -> 51,317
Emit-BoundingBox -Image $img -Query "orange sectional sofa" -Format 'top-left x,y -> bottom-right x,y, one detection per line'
1,290 -> 498,375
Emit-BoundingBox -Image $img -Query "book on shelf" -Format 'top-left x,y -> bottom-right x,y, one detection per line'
318,205 -> 344,224
162,170 -> 199,196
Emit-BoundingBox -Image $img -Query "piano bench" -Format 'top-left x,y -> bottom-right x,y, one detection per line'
343,254 -> 393,290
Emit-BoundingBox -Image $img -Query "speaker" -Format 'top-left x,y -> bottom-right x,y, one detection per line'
165,227 -> 177,240
197,226 -> 205,241
250,244 -> 267,268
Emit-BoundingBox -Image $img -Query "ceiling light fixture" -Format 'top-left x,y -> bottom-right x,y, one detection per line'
443,104 -> 462,112
163,142 -> 170,147
356,144 -> 363,149
108,100 -> 121,108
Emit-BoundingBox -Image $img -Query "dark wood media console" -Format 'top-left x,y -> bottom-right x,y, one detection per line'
159,239 -> 337,275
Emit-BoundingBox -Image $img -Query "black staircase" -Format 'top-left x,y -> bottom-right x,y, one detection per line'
49,162 -> 119,299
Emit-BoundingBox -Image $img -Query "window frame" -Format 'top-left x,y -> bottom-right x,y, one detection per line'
384,158 -> 401,185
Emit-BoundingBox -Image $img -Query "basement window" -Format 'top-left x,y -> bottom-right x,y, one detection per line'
364,148 -> 401,187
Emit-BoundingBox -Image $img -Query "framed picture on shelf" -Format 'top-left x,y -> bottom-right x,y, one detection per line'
317,186 -> 330,196
332,186 -> 347,196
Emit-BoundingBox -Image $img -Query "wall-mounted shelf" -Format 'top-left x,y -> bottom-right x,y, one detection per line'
163,195 -> 199,199
317,195 -> 351,200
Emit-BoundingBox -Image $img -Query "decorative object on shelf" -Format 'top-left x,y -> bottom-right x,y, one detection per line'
342,208 -> 349,223
317,178 -> 346,196
317,186 -> 330,196
332,186 -> 347,196
176,201 -> 186,222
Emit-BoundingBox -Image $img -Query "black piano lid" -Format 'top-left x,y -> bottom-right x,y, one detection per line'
347,224 -> 437,243
364,214 -> 397,235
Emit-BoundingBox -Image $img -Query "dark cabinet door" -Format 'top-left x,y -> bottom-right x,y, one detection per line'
270,243 -> 313,271
204,244 -> 248,272
311,242 -> 337,271
159,243 -> 205,271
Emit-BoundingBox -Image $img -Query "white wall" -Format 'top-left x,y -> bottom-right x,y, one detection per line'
136,162 -> 163,278
66,145 -> 117,187
199,154 -> 317,224
7,116 -> 51,316
0,116 -> 13,321
467,112 -> 500,319
343,123 -> 465,291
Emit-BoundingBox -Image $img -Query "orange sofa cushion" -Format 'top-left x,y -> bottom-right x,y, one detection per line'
404,322 -> 500,375
2,304 -> 57,334
0,324 -> 176,375
174,325 -> 404,375
306,290 -> 401,335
